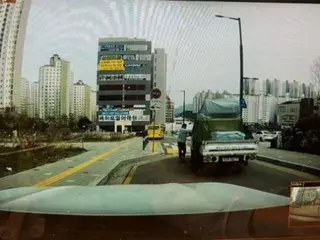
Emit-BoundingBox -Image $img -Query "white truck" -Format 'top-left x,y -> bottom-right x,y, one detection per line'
189,98 -> 258,173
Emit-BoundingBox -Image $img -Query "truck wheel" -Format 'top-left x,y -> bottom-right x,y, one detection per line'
191,150 -> 199,172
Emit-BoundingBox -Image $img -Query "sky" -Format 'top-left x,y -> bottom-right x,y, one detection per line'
21,0 -> 320,105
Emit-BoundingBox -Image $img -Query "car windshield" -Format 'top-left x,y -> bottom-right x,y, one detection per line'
0,1 -> 320,238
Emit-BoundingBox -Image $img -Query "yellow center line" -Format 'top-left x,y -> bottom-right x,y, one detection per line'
33,139 -> 134,187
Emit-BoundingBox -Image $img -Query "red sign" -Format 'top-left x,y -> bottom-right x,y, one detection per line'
1,0 -> 16,3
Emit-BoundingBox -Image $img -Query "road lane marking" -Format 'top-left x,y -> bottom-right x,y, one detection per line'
166,146 -> 174,154
164,144 -> 191,156
149,142 -> 159,152
253,159 -> 318,180
122,156 -> 172,184
32,140 -> 134,187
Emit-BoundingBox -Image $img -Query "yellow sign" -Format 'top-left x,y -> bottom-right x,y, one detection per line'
98,59 -> 124,71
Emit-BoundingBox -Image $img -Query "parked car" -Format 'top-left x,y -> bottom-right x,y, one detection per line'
254,130 -> 274,142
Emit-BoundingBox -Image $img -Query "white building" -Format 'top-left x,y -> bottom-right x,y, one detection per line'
0,0 -> 31,111
258,95 -> 278,123
30,82 -> 39,118
241,93 -> 299,124
277,100 -> 301,126
242,95 -> 260,123
39,54 -> 72,119
69,71 -> 74,115
152,48 -> 167,124
90,90 -> 97,122
165,95 -> 174,123
73,80 -> 91,119
20,77 -> 29,114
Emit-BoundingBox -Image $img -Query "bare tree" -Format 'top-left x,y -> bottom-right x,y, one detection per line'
310,56 -> 320,96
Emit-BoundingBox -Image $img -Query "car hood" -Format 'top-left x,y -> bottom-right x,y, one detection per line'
0,183 -> 289,216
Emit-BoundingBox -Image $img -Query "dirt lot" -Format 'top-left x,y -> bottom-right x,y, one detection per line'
0,145 -> 86,178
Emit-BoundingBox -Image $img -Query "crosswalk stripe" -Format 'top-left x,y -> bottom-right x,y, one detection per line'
166,147 -> 174,154
164,143 -> 191,155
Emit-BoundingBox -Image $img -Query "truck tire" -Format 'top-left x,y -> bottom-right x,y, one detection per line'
191,150 -> 203,174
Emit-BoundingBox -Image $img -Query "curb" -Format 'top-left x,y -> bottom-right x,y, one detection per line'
91,153 -> 164,186
257,155 -> 320,177
290,211 -> 320,219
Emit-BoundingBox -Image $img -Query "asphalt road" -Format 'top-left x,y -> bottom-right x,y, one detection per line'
108,136 -> 319,198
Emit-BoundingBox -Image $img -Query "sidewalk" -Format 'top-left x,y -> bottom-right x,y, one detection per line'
257,143 -> 320,176
0,137 -> 164,189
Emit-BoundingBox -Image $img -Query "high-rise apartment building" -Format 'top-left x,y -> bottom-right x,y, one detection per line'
39,54 -> 72,119
192,90 -> 215,113
90,90 -> 97,122
73,80 -> 91,119
30,81 -> 39,118
20,77 -> 29,114
69,71 -> 74,114
0,0 -> 31,111
152,48 -> 167,124
243,77 -> 259,95
97,37 -> 152,132
165,95 -> 174,123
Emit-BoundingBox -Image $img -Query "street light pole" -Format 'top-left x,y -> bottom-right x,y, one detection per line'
238,18 -> 244,119
179,90 -> 186,124
216,15 -> 244,119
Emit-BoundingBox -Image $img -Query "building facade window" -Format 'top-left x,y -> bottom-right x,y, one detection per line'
124,95 -> 145,101
99,95 -> 122,101
99,85 -> 123,91
125,44 -> 148,51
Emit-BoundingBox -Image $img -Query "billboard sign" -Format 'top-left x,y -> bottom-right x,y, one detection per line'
98,114 -> 150,122
99,110 -> 129,116
98,109 -> 149,122
98,59 -> 124,71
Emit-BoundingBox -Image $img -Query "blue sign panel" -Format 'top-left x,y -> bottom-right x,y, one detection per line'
240,98 -> 247,109
151,88 -> 161,99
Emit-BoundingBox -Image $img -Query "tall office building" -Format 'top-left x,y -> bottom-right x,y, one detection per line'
20,77 -> 29,114
0,0 -> 31,111
73,80 -> 91,119
30,81 -> 39,118
97,37 -> 152,132
39,54 -> 72,119
152,48 -> 167,124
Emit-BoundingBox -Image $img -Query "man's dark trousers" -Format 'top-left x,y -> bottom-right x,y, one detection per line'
178,142 -> 186,160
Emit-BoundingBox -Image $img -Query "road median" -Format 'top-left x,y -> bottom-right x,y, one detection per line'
94,153 -> 173,186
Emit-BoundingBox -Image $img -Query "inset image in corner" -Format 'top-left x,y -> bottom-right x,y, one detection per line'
289,180 -> 320,227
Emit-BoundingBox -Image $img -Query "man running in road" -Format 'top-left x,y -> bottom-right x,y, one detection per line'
177,123 -> 191,162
